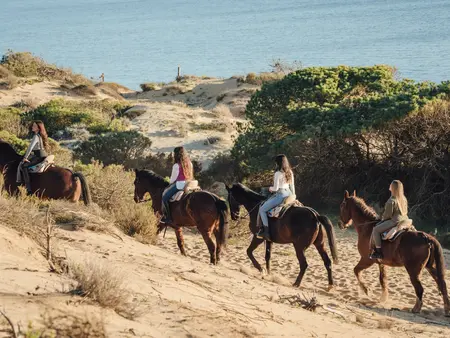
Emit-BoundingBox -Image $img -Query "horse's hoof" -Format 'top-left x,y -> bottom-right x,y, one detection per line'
327,285 -> 334,292
380,291 -> 389,303
412,302 -> 423,313
292,282 -> 301,288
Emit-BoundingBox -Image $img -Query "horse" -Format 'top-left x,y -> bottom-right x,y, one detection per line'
339,190 -> 450,316
133,169 -> 229,265
0,140 -> 91,205
226,183 -> 338,289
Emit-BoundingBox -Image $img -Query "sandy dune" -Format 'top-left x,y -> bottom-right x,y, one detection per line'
1,220 -> 449,337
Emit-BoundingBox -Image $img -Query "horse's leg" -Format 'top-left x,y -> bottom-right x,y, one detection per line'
247,235 -> 264,272
354,258 -> 375,296
200,230 -> 217,265
293,242 -> 308,287
265,241 -> 273,274
175,227 -> 187,256
426,265 -> 450,315
213,221 -> 222,263
379,264 -> 389,303
405,264 -> 425,313
314,241 -> 333,291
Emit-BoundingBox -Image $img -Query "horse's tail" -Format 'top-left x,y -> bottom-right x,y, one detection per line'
73,172 -> 91,206
318,215 -> 339,264
426,235 -> 449,301
214,196 -> 229,247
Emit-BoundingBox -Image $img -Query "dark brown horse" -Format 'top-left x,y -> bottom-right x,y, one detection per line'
133,169 -> 229,265
226,183 -> 338,289
0,140 -> 91,204
339,190 -> 450,316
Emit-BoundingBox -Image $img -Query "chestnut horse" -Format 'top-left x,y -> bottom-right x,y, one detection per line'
339,190 -> 449,316
226,183 -> 338,288
133,169 -> 229,265
0,140 -> 91,205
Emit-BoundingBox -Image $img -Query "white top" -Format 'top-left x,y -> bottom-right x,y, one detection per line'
24,134 -> 43,159
269,170 -> 295,195
169,162 -> 193,190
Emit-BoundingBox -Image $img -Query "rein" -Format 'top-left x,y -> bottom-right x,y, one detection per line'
229,191 -> 262,220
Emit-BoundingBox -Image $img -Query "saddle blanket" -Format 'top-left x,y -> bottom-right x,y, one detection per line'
28,155 -> 55,173
167,180 -> 201,202
381,219 -> 415,242
268,200 -> 303,218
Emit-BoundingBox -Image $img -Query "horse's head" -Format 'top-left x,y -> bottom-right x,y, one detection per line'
339,190 -> 355,229
226,184 -> 241,221
133,169 -> 168,213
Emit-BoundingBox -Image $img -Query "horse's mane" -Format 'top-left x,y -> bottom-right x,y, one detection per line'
350,196 -> 379,221
0,140 -> 20,156
136,169 -> 169,188
232,183 -> 265,201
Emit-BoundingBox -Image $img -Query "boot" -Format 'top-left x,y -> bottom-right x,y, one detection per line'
22,168 -> 32,195
369,247 -> 383,260
256,225 -> 271,241
160,202 -> 172,224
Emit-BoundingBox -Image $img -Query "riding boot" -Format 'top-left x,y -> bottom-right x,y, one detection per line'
22,167 -> 32,195
160,201 -> 172,224
256,225 -> 271,241
369,247 -> 383,260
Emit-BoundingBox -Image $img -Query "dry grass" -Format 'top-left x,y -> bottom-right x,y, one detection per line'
190,121 -> 230,133
0,64 -> 19,89
69,259 -> 140,318
212,103 -> 233,119
164,84 -> 186,95
70,84 -> 98,97
140,82 -> 160,92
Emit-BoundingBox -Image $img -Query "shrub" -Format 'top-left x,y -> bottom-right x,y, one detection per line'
0,107 -> 26,136
1,50 -> 90,84
0,130 -> 28,153
22,99 -> 131,137
74,131 -> 152,167
190,121 -> 229,133
71,84 -> 97,97
140,82 -> 160,92
0,64 -> 19,89
212,103 -> 233,118
199,153 -> 241,187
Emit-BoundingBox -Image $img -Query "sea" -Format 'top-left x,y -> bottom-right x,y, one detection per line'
1,0 -> 449,89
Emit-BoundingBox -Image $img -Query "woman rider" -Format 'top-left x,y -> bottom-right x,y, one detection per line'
16,120 -> 50,195
160,146 -> 194,224
257,154 -> 295,240
370,180 -> 409,259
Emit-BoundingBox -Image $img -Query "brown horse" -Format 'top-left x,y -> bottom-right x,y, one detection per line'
226,183 -> 338,288
339,190 -> 450,316
0,140 -> 91,204
133,169 -> 229,265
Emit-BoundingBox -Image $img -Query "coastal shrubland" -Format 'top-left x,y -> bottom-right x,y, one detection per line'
223,65 -> 450,226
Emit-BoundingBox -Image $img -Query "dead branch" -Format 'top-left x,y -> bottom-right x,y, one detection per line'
0,309 -> 17,338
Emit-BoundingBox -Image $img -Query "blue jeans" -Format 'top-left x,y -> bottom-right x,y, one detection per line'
259,188 -> 292,227
162,184 -> 179,221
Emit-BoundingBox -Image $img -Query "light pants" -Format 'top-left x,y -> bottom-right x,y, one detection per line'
372,220 -> 395,248
259,188 -> 291,227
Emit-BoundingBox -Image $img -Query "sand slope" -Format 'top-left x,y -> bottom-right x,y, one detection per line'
1,221 -> 449,337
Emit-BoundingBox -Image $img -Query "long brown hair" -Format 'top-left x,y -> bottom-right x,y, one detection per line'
390,180 -> 408,215
275,154 -> 293,184
174,146 -> 193,180
32,120 -> 50,152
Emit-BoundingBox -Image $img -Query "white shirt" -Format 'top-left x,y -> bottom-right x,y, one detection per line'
169,162 -> 193,189
269,170 -> 295,195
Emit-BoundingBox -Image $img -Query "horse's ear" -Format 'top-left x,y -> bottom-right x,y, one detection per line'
353,190 -> 356,197
344,190 -> 350,199
225,185 -> 230,191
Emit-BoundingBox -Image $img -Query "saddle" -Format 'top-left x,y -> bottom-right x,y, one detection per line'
169,180 -> 201,202
381,219 -> 415,242
27,155 -> 55,174
268,195 -> 303,218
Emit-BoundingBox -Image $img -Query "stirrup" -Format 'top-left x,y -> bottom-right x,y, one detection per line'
369,249 -> 383,260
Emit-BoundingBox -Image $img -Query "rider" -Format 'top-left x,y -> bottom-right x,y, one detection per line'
16,120 -> 49,195
160,146 -> 194,224
370,180 -> 409,259
257,154 -> 295,240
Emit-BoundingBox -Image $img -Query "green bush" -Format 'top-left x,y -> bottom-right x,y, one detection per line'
22,99 -> 132,137
0,130 -> 28,154
0,64 -> 19,89
0,107 -> 26,136
74,131 -> 152,168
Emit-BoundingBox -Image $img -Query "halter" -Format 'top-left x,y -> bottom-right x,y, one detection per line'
228,190 -> 261,220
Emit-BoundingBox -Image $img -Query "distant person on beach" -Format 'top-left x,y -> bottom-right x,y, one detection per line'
100,73 -> 105,82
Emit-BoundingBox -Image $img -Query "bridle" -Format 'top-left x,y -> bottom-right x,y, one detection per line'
338,199 -> 379,229
228,191 -> 261,220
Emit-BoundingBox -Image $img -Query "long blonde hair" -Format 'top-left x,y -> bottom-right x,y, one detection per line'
390,180 -> 408,215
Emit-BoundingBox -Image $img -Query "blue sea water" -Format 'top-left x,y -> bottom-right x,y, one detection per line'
1,0 -> 449,89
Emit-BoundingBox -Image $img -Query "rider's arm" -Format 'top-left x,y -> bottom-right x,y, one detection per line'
269,171 -> 281,192
169,163 -> 179,184
382,198 -> 394,220
23,135 -> 39,160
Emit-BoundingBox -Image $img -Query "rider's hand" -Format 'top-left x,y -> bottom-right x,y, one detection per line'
22,158 -> 30,163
